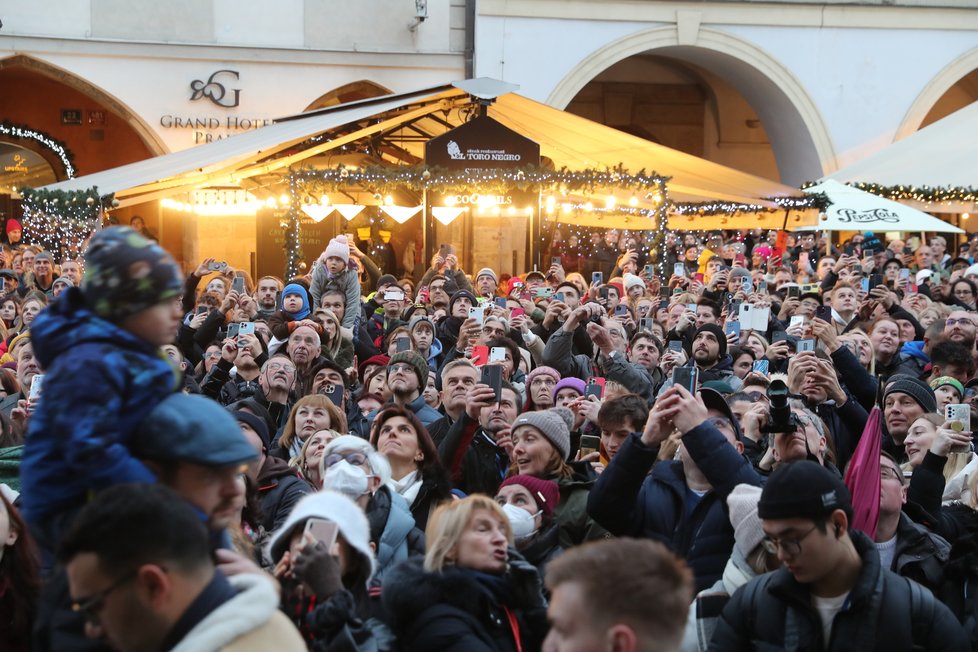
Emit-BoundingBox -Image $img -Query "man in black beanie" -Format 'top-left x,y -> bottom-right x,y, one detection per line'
882,374 -> 936,450
709,461 -> 967,651
657,323 -> 742,397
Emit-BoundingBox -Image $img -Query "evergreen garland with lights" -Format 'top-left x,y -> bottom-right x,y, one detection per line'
19,187 -> 114,260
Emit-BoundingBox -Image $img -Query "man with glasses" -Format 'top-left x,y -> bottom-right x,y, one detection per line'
257,353 -> 297,431
710,460 -> 967,651
944,310 -> 977,351
874,452 -> 950,594
59,484 -> 305,652
588,387 -> 763,591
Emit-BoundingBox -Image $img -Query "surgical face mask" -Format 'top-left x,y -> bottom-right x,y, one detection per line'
501,503 -> 540,541
323,459 -> 371,497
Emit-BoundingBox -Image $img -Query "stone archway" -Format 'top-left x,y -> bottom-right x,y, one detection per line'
304,80 -> 394,112
0,54 -> 168,157
548,26 -> 835,186
898,46 -> 978,140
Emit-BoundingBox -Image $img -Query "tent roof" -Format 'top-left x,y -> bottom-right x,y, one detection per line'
827,100 -> 978,211
42,79 -> 806,215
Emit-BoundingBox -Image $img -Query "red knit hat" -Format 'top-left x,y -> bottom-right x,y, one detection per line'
358,354 -> 390,380
5,219 -> 21,235
498,475 -> 561,518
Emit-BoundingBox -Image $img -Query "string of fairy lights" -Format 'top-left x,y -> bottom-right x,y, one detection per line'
0,121 -> 76,179
19,188 -> 116,259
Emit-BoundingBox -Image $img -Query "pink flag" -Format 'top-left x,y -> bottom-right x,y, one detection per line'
844,406 -> 882,539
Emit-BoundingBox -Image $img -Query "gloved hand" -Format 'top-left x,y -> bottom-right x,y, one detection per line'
506,547 -> 547,609
292,541 -> 343,599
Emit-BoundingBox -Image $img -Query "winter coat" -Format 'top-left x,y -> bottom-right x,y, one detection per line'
310,262 -> 362,331
547,463 -> 610,548
708,531 -> 969,651
256,456 -> 312,533
541,327 -> 654,401
200,358 -> 265,405
889,511 -> 951,595
438,415 -> 510,497
382,555 -> 548,652
408,466 -> 453,533
516,520 -> 563,580
366,486 -> 426,586
172,573 -> 306,652
588,423 -> 764,592
20,288 -> 179,529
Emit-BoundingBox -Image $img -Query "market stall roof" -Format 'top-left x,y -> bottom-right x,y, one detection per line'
826,100 -> 978,213
795,179 -> 963,233
42,78 -> 812,225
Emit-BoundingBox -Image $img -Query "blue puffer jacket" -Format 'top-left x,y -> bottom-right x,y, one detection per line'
587,424 -> 763,592
20,288 -> 179,527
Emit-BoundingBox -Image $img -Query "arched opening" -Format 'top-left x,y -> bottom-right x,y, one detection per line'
565,54 -> 779,181
304,80 -> 394,112
549,27 -> 834,186
919,68 -> 978,129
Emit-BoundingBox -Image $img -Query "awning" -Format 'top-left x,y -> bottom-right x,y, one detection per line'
795,179 -> 963,233
827,100 -> 978,213
42,78 -> 811,221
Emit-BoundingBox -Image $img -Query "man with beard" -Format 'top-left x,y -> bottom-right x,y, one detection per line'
254,275 -> 283,320
364,350 -> 440,431
439,381 -> 521,496
426,359 -> 480,445
286,324 -> 326,396
0,333 -> 39,418
944,310 -> 977,352
882,375 -> 936,457
525,366 -> 560,411
657,324 -> 741,397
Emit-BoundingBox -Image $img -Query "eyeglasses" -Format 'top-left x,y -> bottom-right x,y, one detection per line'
71,568 -> 141,625
266,362 -> 296,373
388,363 -> 415,375
323,451 -> 367,468
429,285 -> 446,292
880,466 -> 904,484
762,524 -> 818,556
946,318 -> 975,327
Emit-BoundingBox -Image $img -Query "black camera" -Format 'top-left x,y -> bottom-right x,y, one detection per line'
763,379 -> 796,434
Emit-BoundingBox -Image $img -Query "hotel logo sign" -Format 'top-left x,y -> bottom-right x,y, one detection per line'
190,70 -> 241,108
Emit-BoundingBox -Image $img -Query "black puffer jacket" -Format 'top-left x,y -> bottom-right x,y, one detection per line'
382,555 -> 548,652
708,531 -> 968,651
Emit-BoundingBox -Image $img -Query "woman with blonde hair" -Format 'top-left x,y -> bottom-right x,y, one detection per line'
288,427 -> 341,488
382,495 -> 549,652
271,394 -> 347,460
312,307 -> 354,369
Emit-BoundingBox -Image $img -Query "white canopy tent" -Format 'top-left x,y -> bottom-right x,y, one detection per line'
827,100 -> 978,214
797,179 -> 963,233
42,79 -> 814,228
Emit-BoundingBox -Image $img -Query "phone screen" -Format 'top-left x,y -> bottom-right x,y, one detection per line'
232,276 -> 245,294
672,367 -> 699,394
303,518 -> 338,547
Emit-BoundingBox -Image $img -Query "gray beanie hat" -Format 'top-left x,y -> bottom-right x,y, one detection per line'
512,407 -> 574,461
476,267 -> 498,284
884,374 -> 937,414
727,484 -> 765,558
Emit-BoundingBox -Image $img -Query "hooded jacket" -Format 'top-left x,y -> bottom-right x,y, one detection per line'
20,288 -> 179,527
708,531 -> 968,651
367,486 -> 425,586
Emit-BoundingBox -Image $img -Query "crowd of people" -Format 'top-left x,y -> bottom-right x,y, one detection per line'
2,222 -> 978,650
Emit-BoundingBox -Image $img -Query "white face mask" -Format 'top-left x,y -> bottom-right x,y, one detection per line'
501,503 -> 540,541
323,460 -> 371,497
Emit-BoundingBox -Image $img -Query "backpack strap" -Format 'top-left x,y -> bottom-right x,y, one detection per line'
907,578 -> 936,651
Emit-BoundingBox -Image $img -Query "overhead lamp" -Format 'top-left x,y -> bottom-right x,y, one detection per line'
380,205 -> 423,224
334,204 -> 366,221
432,206 -> 466,225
